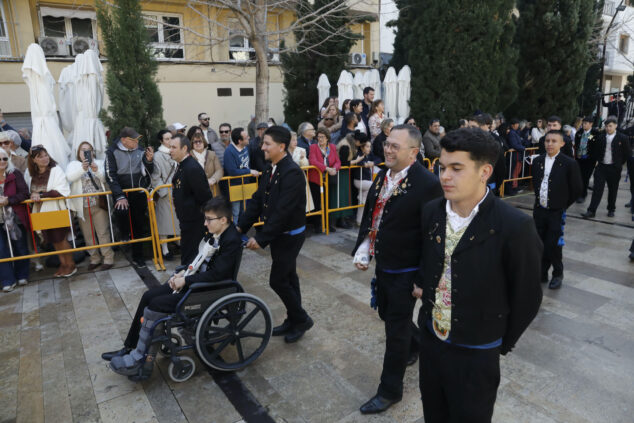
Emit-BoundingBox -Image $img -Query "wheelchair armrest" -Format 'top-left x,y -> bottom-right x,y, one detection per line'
189,280 -> 241,291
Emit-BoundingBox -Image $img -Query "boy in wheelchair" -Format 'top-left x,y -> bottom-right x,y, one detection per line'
101,197 -> 242,377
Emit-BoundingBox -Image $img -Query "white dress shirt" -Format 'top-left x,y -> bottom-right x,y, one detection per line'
446,187 -> 489,232
539,153 -> 558,208
603,132 -> 615,165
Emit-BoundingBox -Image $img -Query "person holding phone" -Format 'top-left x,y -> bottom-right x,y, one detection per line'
67,142 -> 114,271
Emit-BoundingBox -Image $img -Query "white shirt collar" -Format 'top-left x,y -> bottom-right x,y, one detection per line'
386,164 -> 411,181
446,188 -> 489,232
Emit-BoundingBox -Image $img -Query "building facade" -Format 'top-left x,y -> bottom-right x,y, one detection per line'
601,0 -> 634,96
0,0 -> 380,131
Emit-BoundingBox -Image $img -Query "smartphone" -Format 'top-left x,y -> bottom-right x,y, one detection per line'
83,150 -> 92,164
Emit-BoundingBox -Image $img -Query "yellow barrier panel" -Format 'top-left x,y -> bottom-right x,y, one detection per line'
30,209 -> 72,231
500,147 -> 538,197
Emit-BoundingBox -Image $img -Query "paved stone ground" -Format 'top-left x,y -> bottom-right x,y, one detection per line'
1,175 -> 632,423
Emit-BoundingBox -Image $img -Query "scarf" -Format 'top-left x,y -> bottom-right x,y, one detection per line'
192,149 -> 206,169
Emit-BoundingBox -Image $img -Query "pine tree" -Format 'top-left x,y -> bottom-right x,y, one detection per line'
390,0 -> 518,128
281,0 -> 363,130
511,0 -> 597,123
96,0 -> 165,147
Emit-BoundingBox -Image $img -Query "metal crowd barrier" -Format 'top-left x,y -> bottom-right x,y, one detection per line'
0,188 -> 157,265
323,165 -> 374,234
500,147 -> 538,197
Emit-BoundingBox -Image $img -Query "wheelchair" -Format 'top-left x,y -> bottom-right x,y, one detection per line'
131,247 -> 273,383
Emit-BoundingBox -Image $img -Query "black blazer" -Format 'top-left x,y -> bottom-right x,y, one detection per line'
184,224 -> 242,286
573,128 -> 598,158
238,153 -> 306,248
352,161 -> 443,270
172,155 -> 213,224
418,192 -> 543,355
590,131 -> 631,167
531,153 -> 583,210
538,134 -> 574,157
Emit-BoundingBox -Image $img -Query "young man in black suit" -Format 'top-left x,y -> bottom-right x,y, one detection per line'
102,198 -> 242,377
537,116 -> 574,157
352,124 -> 443,414
238,126 -> 313,344
532,130 -> 583,289
573,116 -> 598,203
415,128 -> 543,423
582,116 -> 632,218
169,133 -> 213,265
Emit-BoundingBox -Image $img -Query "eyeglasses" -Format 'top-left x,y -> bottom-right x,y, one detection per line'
0,157 -> 8,162
193,140 -> 204,144
0,141 -> 12,145
383,141 -> 415,152
30,144 -> 45,156
324,118 -> 334,122
219,130 -> 230,134
204,216 -> 222,222
201,118 -> 210,121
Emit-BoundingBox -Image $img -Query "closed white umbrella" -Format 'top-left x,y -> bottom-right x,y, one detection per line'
58,62 -> 77,136
397,65 -> 412,123
71,49 -> 107,158
337,70 -> 354,102
317,74 -> 331,110
370,69 -> 382,100
353,71 -> 365,99
22,43 -> 70,168
383,67 -> 398,120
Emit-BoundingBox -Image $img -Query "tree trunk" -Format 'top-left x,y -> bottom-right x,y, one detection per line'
252,38 -> 270,124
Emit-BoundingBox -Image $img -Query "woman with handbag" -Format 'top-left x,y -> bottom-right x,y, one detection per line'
66,142 -> 114,271
25,145 -> 75,277
152,130 -> 180,260
0,148 -> 30,291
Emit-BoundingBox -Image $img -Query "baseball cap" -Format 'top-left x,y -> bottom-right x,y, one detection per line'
257,122 -> 268,129
119,127 -> 141,139
172,122 -> 186,130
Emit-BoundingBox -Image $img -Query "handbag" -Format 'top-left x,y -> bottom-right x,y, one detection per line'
87,171 -> 108,210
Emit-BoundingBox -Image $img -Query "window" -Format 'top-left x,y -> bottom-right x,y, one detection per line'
39,7 -> 97,40
229,31 -> 256,62
217,88 -> 232,97
619,34 -> 629,54
0,0 -> 10,57
143,13 -> 184,60
240,88 -> 254,96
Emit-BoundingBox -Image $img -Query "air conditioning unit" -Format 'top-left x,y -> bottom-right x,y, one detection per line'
350,52 -> 367,66
71,37 -> 98,56
267,51 -> 280,62
38,37 -> 69,56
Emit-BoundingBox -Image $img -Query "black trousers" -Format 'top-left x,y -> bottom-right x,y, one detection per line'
375,269 -> 421,400
576,157 -> 595,199
269,232 -> 309,325
179,218 -> 205,266
419,327 -> 500,423
627,156 -> 634,212
588,164 -> 622,213
114,190 -> 149,260
124,283 -> 184,348
533,206 -> 564,278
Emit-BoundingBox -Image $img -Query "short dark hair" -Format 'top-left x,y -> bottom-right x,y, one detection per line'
547,115 -> 562,124
404,116 -> 416,125
545,129 -> 565,140
440,128 -> 500,166
203,196 -> 232,220
343,112 -> 357,127
474,113 -> 493,126
157,129 -> 170,142
350,99 -> 363,110
429,118 -> 440,127
197,112 -> 207,120
173,133 -> 191,152
582,116 -> 594,123
353,129 -> 369,143
219,122 -> 232,131
510,118 -> 520,125
392,124 -> 422,148
316,128 -> 331,142
231,127 -> 245,145
459,119 -> 468,126
363,87 -> 374,95
264,125 -> 291,150
605,115 -> 618,125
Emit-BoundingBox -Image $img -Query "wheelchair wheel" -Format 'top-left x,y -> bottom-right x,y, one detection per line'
159,333 -> 184,358
167,356 -> 196,383
195,293 -> 272,371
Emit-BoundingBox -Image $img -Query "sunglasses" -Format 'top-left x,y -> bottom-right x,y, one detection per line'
30,144 -> 46,156
201,118 -> 210,121
324,118 -> 334,122
0,157 -> 8,162
219,130 -> 230,134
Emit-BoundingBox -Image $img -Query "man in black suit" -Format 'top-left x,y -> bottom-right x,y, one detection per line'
532,130 -> 583,289
474,113 -> 505,195
537,116 -> 574,157
582,116 -> 632,218
101,198 -> 243,377
415,128 -> 542,423
170,133 -> 213,265
238,126 -> 313,344
352,124 -> 443,414
574,116 -> 598,202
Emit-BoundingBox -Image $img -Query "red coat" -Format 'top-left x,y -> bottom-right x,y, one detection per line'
308,143 -> 341,185
3,170 -> 30,231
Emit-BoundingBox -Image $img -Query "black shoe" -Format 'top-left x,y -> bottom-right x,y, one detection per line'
272,319 -> 293,336
284,316 -> 314,343
607,211 -> 615,217
629,251 -> 634,261
101,347 -> 132,361
407,352 -> 418,366
576,197 -> 585,204
581,210 -> 595,219
548,276 -> 563,290
162,252 -> 174,261
359,394 -> 401,414
133,258 -> 146,268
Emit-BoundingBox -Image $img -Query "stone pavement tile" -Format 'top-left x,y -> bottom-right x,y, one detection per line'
592,300 -> 634,335
267,360 -> 365,423
53,279 -> 101,423
0,288 -> 22,423
106,267 -> 148,316
38,280 -> 73,423
98,390 -> 158,423
17,282 -> 43,423
97,271 -> 136,342
493,387 -> 561,423
569,273 -> 634,306
543,284 -> 610,315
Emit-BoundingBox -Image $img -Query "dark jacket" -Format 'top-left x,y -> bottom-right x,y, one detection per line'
172,156 -> 212,224
507,129 -> 525,151
422,130 -> 441,159
531,153 -> 583,210
538,134 -> 574,157
590,131 -> 631,167
296,136 -> 311,159
3,169 -> 30,230
105,139 -> 154,200
418,192 -> 543,355
238,154 -> 306,248
372,132 -> 387,163
352,161 -> 443,270
248,137 -> 268,172
184,224 -> 242,287
573,128 -> 598,159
